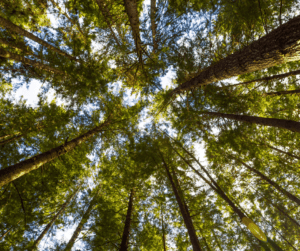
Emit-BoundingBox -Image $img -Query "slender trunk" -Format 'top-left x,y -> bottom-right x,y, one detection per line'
31,186 -> 81,250
273,203 -> 300,228
232,156 -> 300,206
0,37 -> 44,60
223,69 -> 300,88
123,0 -> 143,63
0,120 -> 110,187
161,205 -> 167,251
160,153 -> 202,251
212,230 -> 223,251
0,48 -> 64,75
0,225 -> 13,240
64,186 -> 101,251
265,89 -> 300,96
119,188 -> 134,251
170,15 -> 300,96
171,146 -> 245,219
95,0 -> 122,47
202,111 -> 300,133
199,227 -> 212,251
0,17 -> 79,62
150,0 -> 158,53
260,142 -> 300,160
0,134 -> 23,146
0,134 -> 18,141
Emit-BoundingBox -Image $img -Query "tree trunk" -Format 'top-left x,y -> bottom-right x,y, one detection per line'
31,186 -> 81,250
0,120 -> 110,187
123,0 -> 143,63
119,188 -> 134,251
161,204 -> 167,251
150,0 -> 158,53
265,89 -> 300,96
64,186 -> 101,251
260,142 -> 300,160
233,156 -> 300,206
171,146 -> 246,220
199,227 -> 212,251
0,16 -> 79,62
95,0 -> 122,47
212,230 -> 223,251
0,134 -> 23,146
170,14 -> 300,96
0,48 -> 64,75
202,111 -> 300,133
160,153 -> 203,251
223,69 -> 300,89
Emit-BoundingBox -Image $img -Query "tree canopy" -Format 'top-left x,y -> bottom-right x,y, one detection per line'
0,0 -> 300,250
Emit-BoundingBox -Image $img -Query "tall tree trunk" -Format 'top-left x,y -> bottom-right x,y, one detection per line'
150,0 -> 158,53
31,186 -> 81,250
232,156 -> 300,206
161,204 -> 167,251
199,227 -> 212,251
0,17 -> 79,62
201,111 -> 300,133
258,141 -> 300,160
212,230 -> 223,251
159,153 -> 203,251
123,0 -> 143,63
0,48 -> 64,75
265,89 -> 300,96
170,15 -> 300,97
119,188 -> 134,251
64,186 -> 101,251
223,68 -> 300,89
0,134 -> 23,146
0,120 -> 110,187
95,0 -> 122,47
0,37 -> 44,60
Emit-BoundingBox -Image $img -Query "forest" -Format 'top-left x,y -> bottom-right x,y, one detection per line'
0,0 -> 300,250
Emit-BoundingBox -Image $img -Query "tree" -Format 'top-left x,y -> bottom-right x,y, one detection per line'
1,0 -> 300,250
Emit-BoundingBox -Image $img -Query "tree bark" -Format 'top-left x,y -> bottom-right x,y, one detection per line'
170,15 -> 300,97
0,48 -> 64,75
150,0 -> 158,53
202,111 -> 300,133
123,0 -> 143,63
223,69 -> 300,88
31,186 -> 81,250
64,186 -> 101,251
0,120 -> 110,188
233,157 -> 300,206
160,153 -> 203,251
0,16 -> 79,62
119,188 -> 134,251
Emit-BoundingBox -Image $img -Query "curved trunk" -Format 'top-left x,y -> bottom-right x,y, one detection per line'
233,157 -> 300,206
161,205 -> 167,251
0,48 -> 64,74
119,188 -> 134,251
261,142 -> 300,160
31,186 -> 81,250
64,186 -> 101,251
202,111 -> 300,133
0,16 -> 79,62
0,120 -> 110,187
170,15 -> 300,96
160,153 -> 203,251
